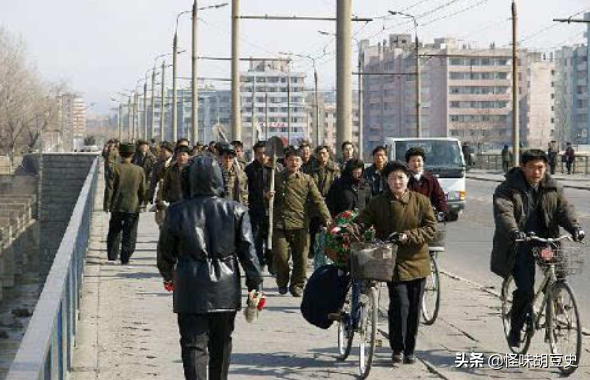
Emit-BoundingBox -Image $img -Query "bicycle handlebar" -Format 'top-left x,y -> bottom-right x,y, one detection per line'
515,235 -> 572,244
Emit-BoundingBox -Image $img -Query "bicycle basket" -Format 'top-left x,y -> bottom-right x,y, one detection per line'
532,243 -> 586,276
349,242 -> 397,282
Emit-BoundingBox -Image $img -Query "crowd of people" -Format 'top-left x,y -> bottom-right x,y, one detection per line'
101,137 -> 585,380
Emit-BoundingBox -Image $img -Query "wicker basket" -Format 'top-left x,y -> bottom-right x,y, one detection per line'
349,242 -> 397,282
532,243 -> 586,276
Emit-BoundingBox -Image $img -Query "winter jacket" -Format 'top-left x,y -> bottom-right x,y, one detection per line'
363,164 -> 386,196
326,173 -> 372,217
490,168 -> 579,278
157,156 -> 263,314
357,190 -> 437,282
244,160 -> 282,221
407,171 -> 448,214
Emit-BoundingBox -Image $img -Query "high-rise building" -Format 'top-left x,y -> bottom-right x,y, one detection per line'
362,35 -> 556,152
554,14 -> 590,144
241,60 -> 308,149
307,90 -> 360,155
57,93 -> 86,151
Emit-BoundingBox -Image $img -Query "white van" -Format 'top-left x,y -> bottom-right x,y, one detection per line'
383,137 -> 466,221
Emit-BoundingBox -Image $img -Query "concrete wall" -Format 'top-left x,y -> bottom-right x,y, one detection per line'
39,153 -> 97,280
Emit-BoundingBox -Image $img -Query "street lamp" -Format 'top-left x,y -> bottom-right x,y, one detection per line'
389,10 -> 420,138
280,51 -> 321,148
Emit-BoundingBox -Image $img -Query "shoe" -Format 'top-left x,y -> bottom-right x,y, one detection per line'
403,355 -> 416,365
290,287 -> 303,297
278,286 -> 288,295
507,329 -> 521,348
392,352 -> 403,365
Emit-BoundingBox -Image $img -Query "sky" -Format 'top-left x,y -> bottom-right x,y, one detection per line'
1,0 -> 589,114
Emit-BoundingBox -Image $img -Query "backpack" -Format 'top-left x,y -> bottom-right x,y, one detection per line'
300,265 -> 350,329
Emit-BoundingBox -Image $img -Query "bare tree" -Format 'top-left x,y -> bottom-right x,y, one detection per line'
0,28 -> 68,165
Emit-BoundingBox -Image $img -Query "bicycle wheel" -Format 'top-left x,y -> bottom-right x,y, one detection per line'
422,253 -> 441,325
358,286 -> 378,379
501,275 -> 532,354
547,281 -> 582,375
337,287 -> 354,361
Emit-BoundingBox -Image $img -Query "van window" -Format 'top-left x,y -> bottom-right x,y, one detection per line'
393,140 -> 464,170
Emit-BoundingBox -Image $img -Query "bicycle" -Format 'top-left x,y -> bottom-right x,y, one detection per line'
422,215 -> 445,325
500,234 -> 585,375
336,237 -> 397,379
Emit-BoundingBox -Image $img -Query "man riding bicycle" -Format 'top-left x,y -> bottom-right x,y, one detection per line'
491,149 -> 585,348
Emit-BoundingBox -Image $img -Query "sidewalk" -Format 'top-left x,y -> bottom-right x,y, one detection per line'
71,170 -> 590,379
468,169 -> 590,190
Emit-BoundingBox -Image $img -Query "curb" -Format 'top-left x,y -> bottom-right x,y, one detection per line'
440,269 -> 590,337
468,175 -> 590,191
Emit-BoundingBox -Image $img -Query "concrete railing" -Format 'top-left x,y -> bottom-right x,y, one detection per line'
5,157 -> 99,380
0,196 -> 37,301
475,153 -> 590,175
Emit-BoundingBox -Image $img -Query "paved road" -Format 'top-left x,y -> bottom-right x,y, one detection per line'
442,178 -> 590,319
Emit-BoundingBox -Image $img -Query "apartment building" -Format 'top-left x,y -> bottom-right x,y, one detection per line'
57,93 -> 86,151
362,34 -> 556,152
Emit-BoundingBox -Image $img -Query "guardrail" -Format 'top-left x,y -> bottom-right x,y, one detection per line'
5,157 -> 99,380
475,153 -> 590,175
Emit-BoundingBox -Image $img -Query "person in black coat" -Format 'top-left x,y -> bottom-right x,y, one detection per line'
326,159 -> 372,217
157,155 -> 263,380
364,145 -> 388,196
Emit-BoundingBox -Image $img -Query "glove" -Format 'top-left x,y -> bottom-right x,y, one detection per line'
510,231 -> 527,242
573,228 -> 585,242
163,280 -> 174,292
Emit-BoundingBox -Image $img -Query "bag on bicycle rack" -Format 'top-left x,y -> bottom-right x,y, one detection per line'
349,242 -> 397,282
301,265 -> 350,329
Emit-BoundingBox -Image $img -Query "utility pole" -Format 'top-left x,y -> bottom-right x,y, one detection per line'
336,0 -> 353,150
231,0 -> 241,141
127,96 -> 132,141
358,50 -> 364,158
172,33 -> 179,142
287,66 -> 292,145
133,92 -> 139,141
143,81 -> 148,139
161,60 -> 166,141
150,70 -> 156,140
512,0 -> 519,166
313,64 -> 320,147
251,76 -> 257,147
118,103 -> 123,141
265,90 -> 269,140
414,29 -> 420,137
192,0 -> 199,144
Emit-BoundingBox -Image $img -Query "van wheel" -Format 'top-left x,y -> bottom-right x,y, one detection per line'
447,212 -> 459,222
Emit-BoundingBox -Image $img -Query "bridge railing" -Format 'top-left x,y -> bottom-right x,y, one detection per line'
5,157 -> 99,380
474,153 -> 590,175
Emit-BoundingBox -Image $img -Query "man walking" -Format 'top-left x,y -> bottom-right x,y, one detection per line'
219,144 -> 248,205
309,145 -> 340,258
162,145 -> 191,204
148,142 -> 175,228
244,141 -> 281,270
364,145 -> 388,196
104,142 -> 146,264
547,141 -> 558,175
501,145 -> 513,173
157,156 -> 263,380
491,149 -> 584,348
565,142 -> 575,175
269,149 -> 332,297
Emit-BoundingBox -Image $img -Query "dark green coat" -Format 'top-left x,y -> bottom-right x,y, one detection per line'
358,190 -> 436,282
311,161 -> 340,197
272,171 -> 331,230
491,168 -> 579,278
104,161 -> 146,213
162,164 -> 185,204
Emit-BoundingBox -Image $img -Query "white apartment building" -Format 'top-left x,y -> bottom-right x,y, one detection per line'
362,35 -> 555,152
241,60 -> 308,149
57,93 -> 86,151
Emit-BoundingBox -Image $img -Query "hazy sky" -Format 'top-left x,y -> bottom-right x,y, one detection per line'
1,0 -> 589,114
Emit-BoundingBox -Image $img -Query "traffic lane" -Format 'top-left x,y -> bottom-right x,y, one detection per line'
440,179 -> 590,318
